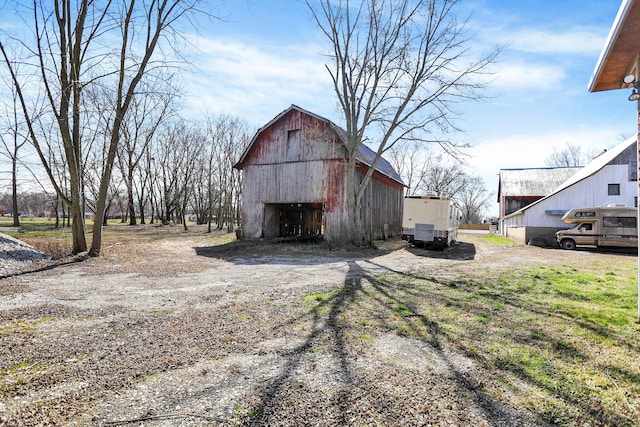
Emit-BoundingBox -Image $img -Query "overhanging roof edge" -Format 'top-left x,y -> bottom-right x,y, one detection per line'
588,0 -> 634,92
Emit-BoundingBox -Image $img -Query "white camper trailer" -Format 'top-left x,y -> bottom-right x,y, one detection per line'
401,195 -> 460,249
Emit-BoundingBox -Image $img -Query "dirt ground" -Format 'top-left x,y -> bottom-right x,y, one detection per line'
0,226 -> 629,426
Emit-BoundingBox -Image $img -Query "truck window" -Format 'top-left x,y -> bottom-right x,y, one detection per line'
575,211 -> 596,217
603,216 -> 637,228
578,223 -> 592,231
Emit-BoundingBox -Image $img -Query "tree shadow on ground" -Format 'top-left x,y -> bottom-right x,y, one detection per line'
241,260 -> 543,426
194,239 -> 386,262
241,248 -> 639,426
405,240 -> 477,260
382,268 -> 639,425
194,238 -> 477,265
0,256 -> 88,280
555,246 -> 638,256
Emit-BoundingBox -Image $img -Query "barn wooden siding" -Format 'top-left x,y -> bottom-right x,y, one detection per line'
238,109 -> 351,240
356,164 -> 404,241
236,105 -> 404,242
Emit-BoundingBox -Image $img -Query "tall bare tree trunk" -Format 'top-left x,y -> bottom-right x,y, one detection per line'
308,0 -> 500,246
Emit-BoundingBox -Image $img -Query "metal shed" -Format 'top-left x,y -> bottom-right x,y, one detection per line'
233,105 -> 404,242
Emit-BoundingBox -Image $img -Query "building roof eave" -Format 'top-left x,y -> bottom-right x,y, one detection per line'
588,0 -> 640,92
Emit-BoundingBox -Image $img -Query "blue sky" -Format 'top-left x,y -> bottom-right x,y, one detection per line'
180,0 -> 633,216
0,0 -> 633,217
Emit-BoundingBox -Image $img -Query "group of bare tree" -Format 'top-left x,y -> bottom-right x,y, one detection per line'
0,93 -> 249,232
0,0 -> 248,256
0,0 -> 251,256
144,115 -> 248,232
544,141 -> 602,168
1,0 -> 500,253
308,0 -> 500,242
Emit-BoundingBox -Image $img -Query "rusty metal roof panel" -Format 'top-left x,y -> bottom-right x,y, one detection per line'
355,143 -> 404,185
499,167 -> 582,197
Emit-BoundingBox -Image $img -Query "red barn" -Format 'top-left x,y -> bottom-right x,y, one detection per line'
233,105 -> 404,242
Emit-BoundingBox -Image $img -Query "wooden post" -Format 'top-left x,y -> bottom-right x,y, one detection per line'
637,55 -> 640,323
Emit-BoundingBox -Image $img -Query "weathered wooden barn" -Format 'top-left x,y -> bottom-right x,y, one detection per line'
233,105 -> 405,242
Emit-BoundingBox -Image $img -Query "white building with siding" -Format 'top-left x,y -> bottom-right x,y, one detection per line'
502,136 -> 636,245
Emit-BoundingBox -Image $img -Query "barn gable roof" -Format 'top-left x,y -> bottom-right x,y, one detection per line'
234,104 -> 404,186
505,136 -> 636,217
498,167 -> 582,201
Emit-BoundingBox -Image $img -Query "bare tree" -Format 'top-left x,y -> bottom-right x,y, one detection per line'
308,0 -> 500,243
418,152 -> 470,197
177,126 -> 205,231
455,175 -> 492,223
544,142 -> 596,167
39,121 -> 71,227
203,114 -> 249,232
117,91 -> 175,225
0,0 -> 202,256
388,142 -> 467,197
137,143 -> 155,224
0,69 -> 32,226
387,141 -> 424,194
151,120 -> 203,227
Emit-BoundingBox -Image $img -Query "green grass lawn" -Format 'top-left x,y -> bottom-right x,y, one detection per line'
0,217 -> 201,257
0,217 -> 68,234
0,217 -> 142,234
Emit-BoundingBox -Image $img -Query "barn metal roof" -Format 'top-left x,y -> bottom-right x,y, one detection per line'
235,104 -> 404,186
543,136 -> 635,193
498,167 -> 582,199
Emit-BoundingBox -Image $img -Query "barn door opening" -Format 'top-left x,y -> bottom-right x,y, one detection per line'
263,203 -> 324,241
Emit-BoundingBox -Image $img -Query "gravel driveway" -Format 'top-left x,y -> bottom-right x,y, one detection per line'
0,228 -> 548,426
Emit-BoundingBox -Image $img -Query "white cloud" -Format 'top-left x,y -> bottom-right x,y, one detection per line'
468,127 -> 626,216
181,36 -> 336,125
487,61 -> 566,90
507,28 -> 607,55
472,128 -> 621,171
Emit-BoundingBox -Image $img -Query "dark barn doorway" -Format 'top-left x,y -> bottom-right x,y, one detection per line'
263,203 -> 324,240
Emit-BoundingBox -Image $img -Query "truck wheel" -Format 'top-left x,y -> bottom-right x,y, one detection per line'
561,239 -> 576,250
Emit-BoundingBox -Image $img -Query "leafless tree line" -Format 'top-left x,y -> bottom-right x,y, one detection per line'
544,141 -> 601,168
0,23 -> 248,231
0,102 -> 250,231
0,0 -> 229,255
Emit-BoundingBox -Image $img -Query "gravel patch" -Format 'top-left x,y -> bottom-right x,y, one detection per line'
0,232 -> 52,278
